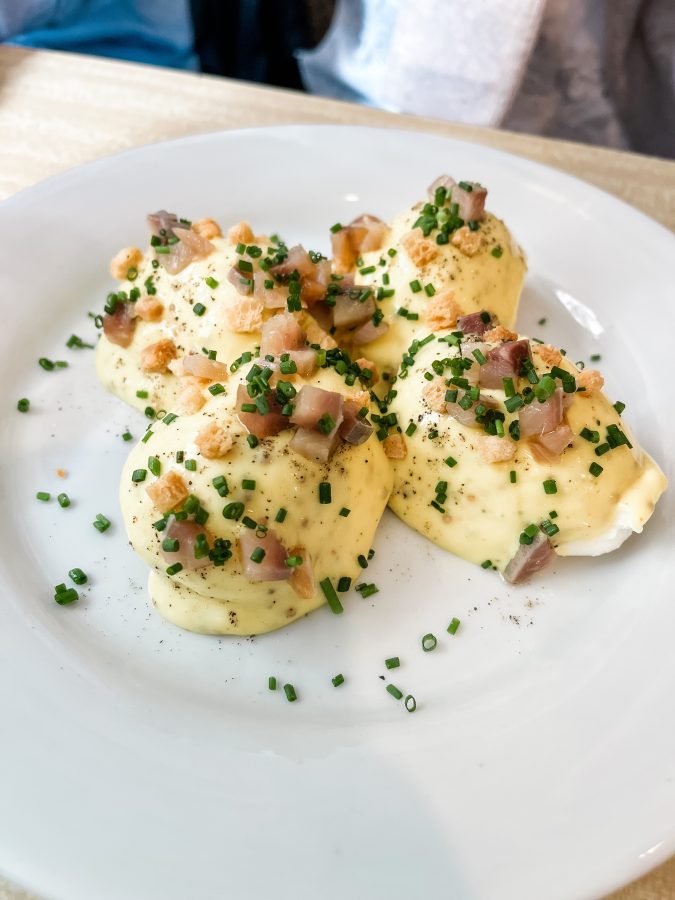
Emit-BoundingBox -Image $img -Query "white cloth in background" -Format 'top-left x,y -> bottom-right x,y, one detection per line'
298,0 -> 675,157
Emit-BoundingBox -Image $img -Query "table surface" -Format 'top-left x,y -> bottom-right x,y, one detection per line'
1,44 -> 673,900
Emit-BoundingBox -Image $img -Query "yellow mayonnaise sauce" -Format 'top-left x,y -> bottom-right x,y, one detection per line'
387,338 -> 666,572
97,235 -> 277,413
120,367 -> 393,635
342,206 -> 526,375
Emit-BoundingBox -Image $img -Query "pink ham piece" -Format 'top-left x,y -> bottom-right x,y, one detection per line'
158,227 -> 214,275
300,258 -> 331,306
290,385 -> 344,430
260,313 -> 304,358
288,426 -> 341,463
289,348 -> 318,376
227,265 -> 254,296
456,311 -> 493,336
239,528 -> 290,583
352,320 -> 389,345
330,215 -> 387,271
182,353 -> 230,381
147,210 -> 180,240
339,399 -> 373,445
236,383 -> 288,438
451,182 -> 487,222
479,339 -> 531,389
253,271 -> 288,309
269,245 -> 316,280
103,302 -> 136,348
529,424 -> 574,462
519,388 -> 564,438
160,518 -> 211,571
503,532 -> 555,584
333,293 -> 376,329
427,177 -> 488,221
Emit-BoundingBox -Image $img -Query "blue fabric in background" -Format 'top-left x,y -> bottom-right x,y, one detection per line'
9,0 -> 197,69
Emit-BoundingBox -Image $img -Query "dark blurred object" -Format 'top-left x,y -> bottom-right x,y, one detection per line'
189,0 -> 335,87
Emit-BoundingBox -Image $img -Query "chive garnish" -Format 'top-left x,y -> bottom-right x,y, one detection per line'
57,493 -> 70,508
184,459 -> 197,471
447,617 -> 460,635
319,577 -> 343,614
331,674 -> 345,687
318,482 -> 332,504
54,586 -> 78,605
404,695 -> 417,713
250,547 -> 265,564
166,563 -> 183,576
283,684 -> 297,702
589,462 -> 603,477
205,276 -> 219,289
136,390 -> 148,399
509,470 -> 517,484
543,479 -> 557,495
222,502 -> 244,520
421,633 -> 437,652
93,513 -> 111,533
386,685 -> 403,700
122,431 -> 133,442
162,538 -> 179,553
17,398 -> 29,413
385,657 -> 400,670
193,303 -> 206,317
242,478 -> 256,491
268,676 -> 277,691
36,491 -> 50,502
68,568 -> 87,585
275,507 -> 287,523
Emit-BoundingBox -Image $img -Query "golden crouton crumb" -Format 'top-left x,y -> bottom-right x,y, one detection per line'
192,218 -> 222,240
422,377 -> 447,413
224,296 -> 264,333
401,228 -> 439,267
424,289 -> 460,330
534,343 -> 563,368
576,368 -> 604,394
55,468 -> 67,478
349,389 -> 371,409
110,246 -> 143,281
383,433 -> 407,459
355,357 -> 379,385
289,547 -> 314,600
146,470 -> 189,514
178,378 -> 206,414
477,435 -> 516,463
297,311 -> 338,349
484,325 -> 518,343
140,339 -> 177,373
134,296 -> 164,322
195,421 -> 234,459
451,226 -> 485,257
226,221 -> 255,246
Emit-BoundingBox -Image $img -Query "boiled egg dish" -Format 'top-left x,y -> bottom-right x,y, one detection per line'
97,174 -> 666,635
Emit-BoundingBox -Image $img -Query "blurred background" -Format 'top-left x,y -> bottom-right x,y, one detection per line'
1,0 -> 674,158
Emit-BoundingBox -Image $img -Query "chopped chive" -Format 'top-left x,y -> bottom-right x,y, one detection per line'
404,695 -> 417,713
318,482 -> 332,504
509,470 -> 517,484
68,568 -> 87,585
319,577 -> 343,614
285,555 -> 303,568
421,633 -> 437,652
57,492 -> 70,508
357,554 -> 368,569
543,479 -> 557,495
141,431 -> 153,444
144,406 -> 155,420
268,676 -> 277,691
242,478 -> 256,491
222,502 -> 244,520
208,383 -> 225,396
36,491 -> 50,502
250,547 -> 265,564
336,576 -> 351,592
247,434 -> 259,448
590,353 -> 601,362
537,318 -> 547,326
17,398 -> 30,413
148,456 -> 161,477
329,222 -> 343,233
405,422 -> 417,437
184,459 -> 197,472
355,582 -> 379,599
38,358 -> 55,371
613,401 -> 625,415
275,507 -> 287,523
491,246 -> 503,258
580,427 -> 600,443
331,674 -> 345,687
447,617 -> 460,635
93,513 -> 111,533
205,276 -> 219,289
409,279 -> 422,293
444,456 -> 457,469
136,390 -> 148,399
359,265 -> 376,275
589,462 -> 604,477
480,559 -> 493,569
283,683 -> 297,702
122,430 -> 133,442
166,563 -> 183,576
339,507 -> 351,518
241,516 -> 257,530
193,302 -> 207,317
54,586 -> 78,605
162,538 -> 179,552
386,684 -> 403,700
385,657 -> 400,670
131,469 -> 147,483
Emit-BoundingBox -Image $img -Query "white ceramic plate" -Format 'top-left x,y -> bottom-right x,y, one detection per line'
0,126 -> 672,900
